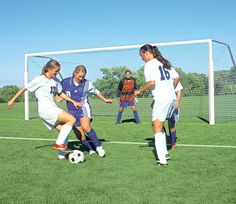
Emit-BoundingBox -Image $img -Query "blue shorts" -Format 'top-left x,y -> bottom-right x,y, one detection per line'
68,110 -> 83,127
120,101 -> 135,108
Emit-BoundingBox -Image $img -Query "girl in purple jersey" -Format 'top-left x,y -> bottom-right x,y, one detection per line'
59,65 -> 112,157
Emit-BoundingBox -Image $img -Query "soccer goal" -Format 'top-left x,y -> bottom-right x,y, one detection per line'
24,39 -> 236,124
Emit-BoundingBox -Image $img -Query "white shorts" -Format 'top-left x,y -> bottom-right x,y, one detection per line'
152,100 -> 176,122
39,107 -> 63,130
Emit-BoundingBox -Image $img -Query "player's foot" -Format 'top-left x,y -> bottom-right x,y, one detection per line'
96,146 -> 106,157
89,150 -> 96,155
157,163 -> 168,167
172,144 -> 176,149
57,151 -> 66,160
53,144 -> 66,151
115,122 -> 121,124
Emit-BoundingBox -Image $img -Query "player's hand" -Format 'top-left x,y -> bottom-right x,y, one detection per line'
134,90 -> 140,97
7,100 -> 14,109
73,101 -> 82,109
105,99 -> 113,104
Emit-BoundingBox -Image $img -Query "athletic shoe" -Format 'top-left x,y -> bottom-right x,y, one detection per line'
57,152 -> 66,160
172,144 -> 176,149
158,163 -> 168,167
89,150 -> 96,155
53,144 -> 66,151
96,146 -> 106,157
156,154 -> 171,163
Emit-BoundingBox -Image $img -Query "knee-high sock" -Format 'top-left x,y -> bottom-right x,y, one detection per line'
116,112 -> 122,123
56,124 -> 72,145
82,140 -> 93,150
162,129 -> 168,155
155,132 -> 167,164
133,111 -> 140,123
87,128 -> 101,148
171,130 -> 176,145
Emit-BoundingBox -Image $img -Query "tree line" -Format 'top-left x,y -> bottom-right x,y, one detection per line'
0,66 -> 235,102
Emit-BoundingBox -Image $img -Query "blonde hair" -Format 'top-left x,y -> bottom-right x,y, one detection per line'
73,65 -> 87,77
41,59 -> 60,75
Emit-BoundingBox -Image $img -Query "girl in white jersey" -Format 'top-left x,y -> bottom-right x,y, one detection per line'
134,44 -> 180,166
7,59 -> 82,158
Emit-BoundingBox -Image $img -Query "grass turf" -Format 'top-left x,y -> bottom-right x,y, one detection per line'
0,103 -> 235,203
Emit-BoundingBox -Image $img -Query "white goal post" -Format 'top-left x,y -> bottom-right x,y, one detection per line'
24,39 -> 236,124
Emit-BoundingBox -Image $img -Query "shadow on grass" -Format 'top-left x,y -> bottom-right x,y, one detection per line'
197,116 -> 209,124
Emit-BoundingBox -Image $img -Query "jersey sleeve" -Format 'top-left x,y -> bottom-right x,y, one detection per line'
144,62 -> 156,82
26,76 -> 43,92
170,68 -> 179,79
53,77 -> 63,94
87,81 -> 100,95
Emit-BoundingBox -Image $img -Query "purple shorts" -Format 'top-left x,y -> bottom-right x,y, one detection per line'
120,101 -> 135,108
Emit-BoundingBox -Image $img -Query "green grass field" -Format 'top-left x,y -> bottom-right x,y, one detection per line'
0,102 -> 236,204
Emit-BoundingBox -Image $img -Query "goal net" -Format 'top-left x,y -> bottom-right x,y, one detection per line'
25,39 -> 236,124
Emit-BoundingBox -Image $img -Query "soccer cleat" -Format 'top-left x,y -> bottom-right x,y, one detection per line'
172,144 -> 176,149
53,144 -> 66,151
157,163 -> 168,167
96,146 -> 106,157
89,150 -> 96,155
57,151 -> 67,160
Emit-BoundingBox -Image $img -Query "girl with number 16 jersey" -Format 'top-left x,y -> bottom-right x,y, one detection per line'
135,44 -> 180,166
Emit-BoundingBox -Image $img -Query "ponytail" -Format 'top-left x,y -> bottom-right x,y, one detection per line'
140,44 -> 171,69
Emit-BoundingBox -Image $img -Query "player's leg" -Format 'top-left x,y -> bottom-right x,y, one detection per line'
53,111 -> 76,151
153,120 -> 167,166
116,106 -> 124,124
80,117 -> 105,157
75,126 -> 95,154
131,104 -> 140,123
152,100 -> 174,166
168,118 -> 177,149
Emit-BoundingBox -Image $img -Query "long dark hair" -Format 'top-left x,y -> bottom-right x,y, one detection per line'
140,44 -> 171,69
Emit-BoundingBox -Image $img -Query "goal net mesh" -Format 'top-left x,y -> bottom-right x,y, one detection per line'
26,41 -> 236,123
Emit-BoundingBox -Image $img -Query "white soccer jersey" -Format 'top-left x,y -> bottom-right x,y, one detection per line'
26,75 -> 63,128
144,58 -> 179,102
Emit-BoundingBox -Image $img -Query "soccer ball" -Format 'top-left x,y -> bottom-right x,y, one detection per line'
68,150 -> 85,164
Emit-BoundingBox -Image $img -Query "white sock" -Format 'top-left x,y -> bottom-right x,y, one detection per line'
56,124 -> 72,145
155,132 -> 167,164
162,129 -> 168,155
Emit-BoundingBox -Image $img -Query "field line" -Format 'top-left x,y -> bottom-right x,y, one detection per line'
0,136 -> 236,149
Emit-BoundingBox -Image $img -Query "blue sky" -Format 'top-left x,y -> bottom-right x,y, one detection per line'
0,0 -> 236,86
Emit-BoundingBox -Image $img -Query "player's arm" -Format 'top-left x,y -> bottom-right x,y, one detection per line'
176,89 -> 182,108
134,80 -> 155,96
96,93 -> 112,104
58,92 -> 82,108
54,94 -> 64,103
173,77 -> 180,89
7,87 -> 27,109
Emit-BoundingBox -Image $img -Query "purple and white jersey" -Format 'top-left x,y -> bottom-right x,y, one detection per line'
61,77 -> 99,111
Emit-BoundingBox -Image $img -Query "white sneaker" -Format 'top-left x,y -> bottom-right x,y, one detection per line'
96,146 -> 106,157
57,151 -> 66,160
89,150 -> 96,155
